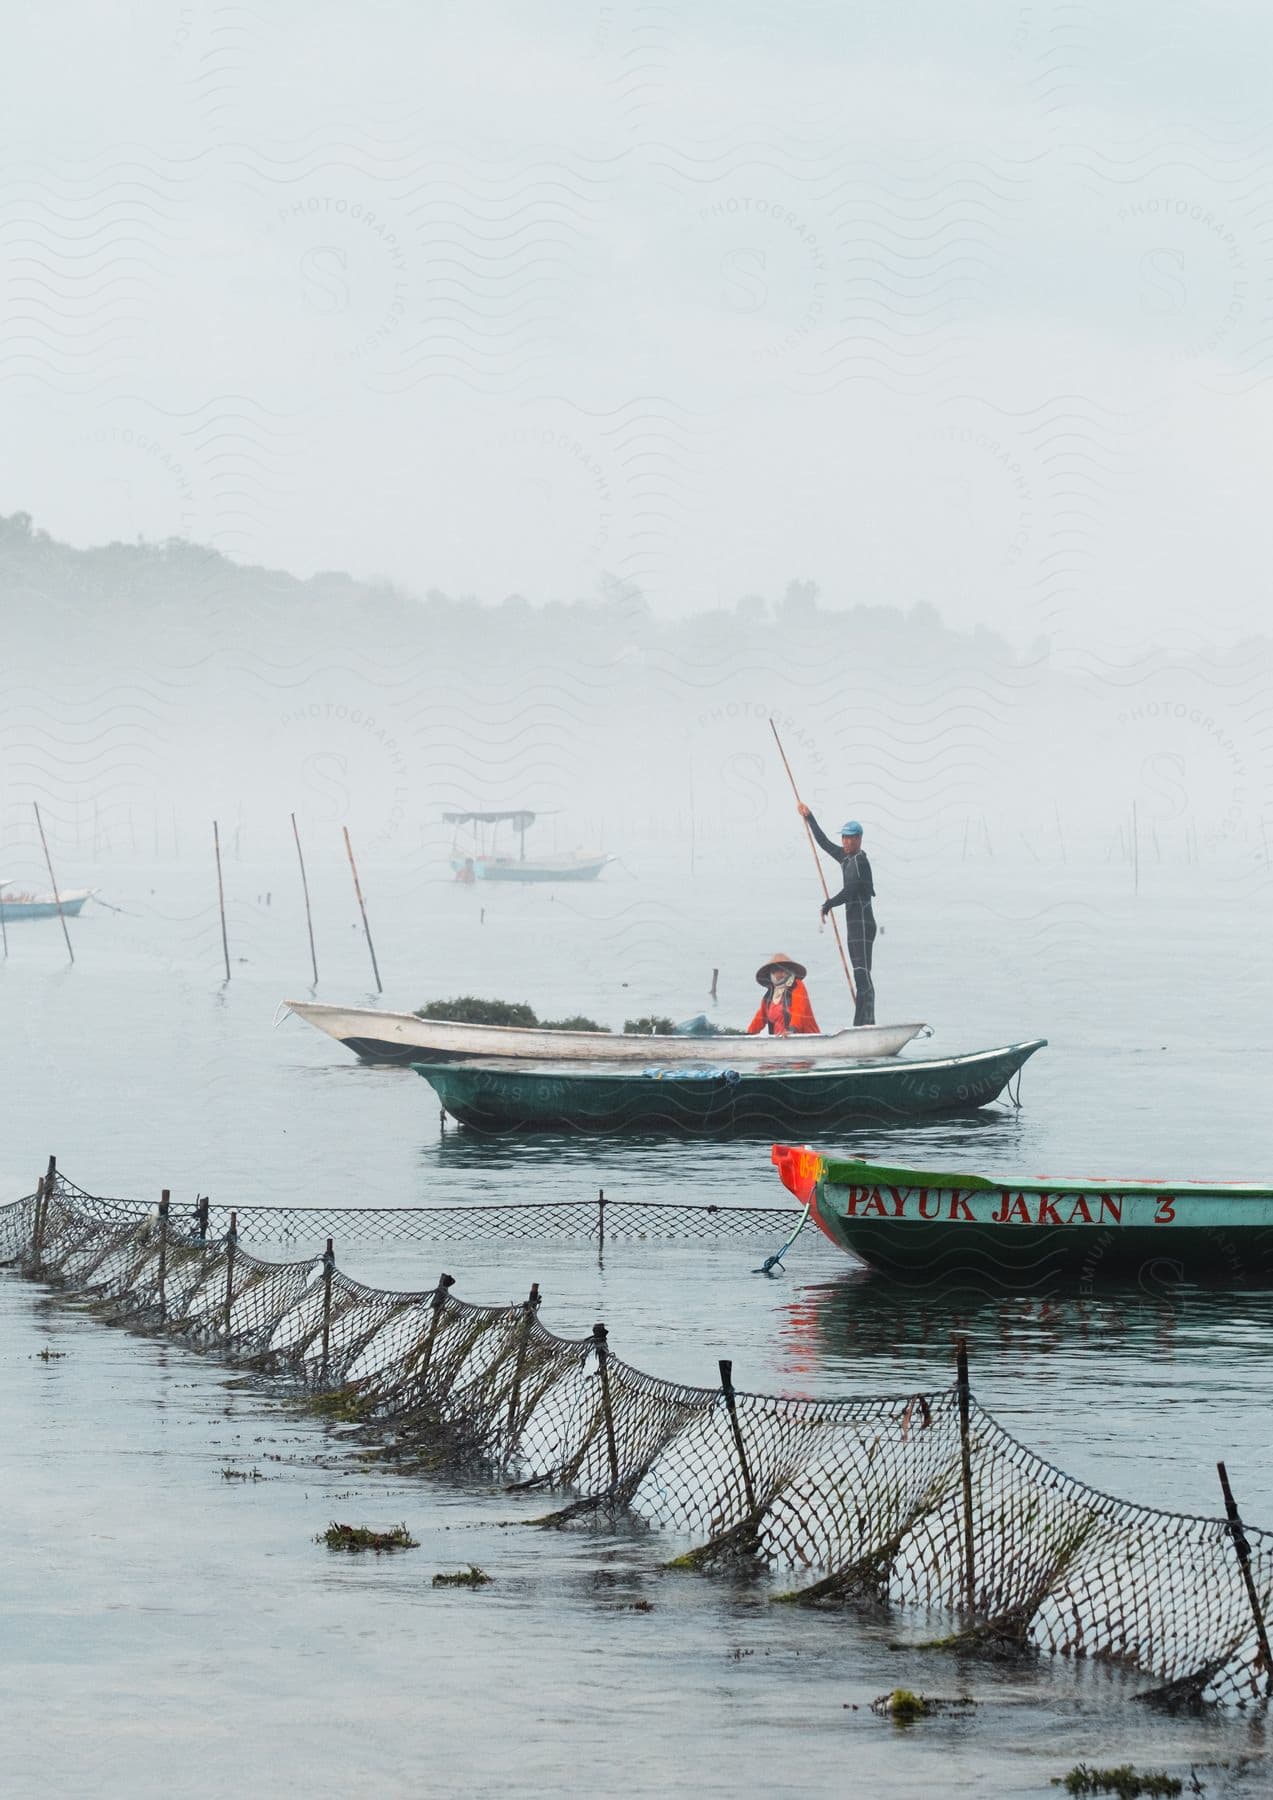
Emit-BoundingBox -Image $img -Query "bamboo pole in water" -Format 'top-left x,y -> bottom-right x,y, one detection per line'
768,719 -> 856,1002
32,801 -> 73,964
956,1335 -> 976,1616
291,812 -> 319,986
213,820 -> 231,980
343,825 -> 382,993
1218,1460 -> 1273,1694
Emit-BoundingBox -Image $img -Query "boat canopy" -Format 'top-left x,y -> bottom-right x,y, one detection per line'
444,810 -> 537,829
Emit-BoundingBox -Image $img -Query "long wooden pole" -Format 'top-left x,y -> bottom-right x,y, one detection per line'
343,825 -> 383,993
1218,1460 -> 1273,1694
32,802 -> 73,964
956,1335 -> 976,1616
768,719 -> 855,1002
212,819 -> 231,981
291,812 -> 319,986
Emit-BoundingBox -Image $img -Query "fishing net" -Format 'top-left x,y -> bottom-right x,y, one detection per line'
31,1173 -> 799,1245
4,1173 -> 1271,1711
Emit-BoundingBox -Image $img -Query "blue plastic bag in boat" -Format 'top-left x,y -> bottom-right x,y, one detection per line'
640,1066 -> 741,1083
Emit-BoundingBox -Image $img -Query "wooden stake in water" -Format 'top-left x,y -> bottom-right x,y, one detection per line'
34,1154 -> 58,1262
290,812 -> 319,986
956,1336 -> 976,1615
32,1176 -> 45,1265
319,1237 -> 335,1381
592,1323 -> 620,1490
719,1359 -> 758,1519
416,1272 -> 456,1388
223,1211 -> 238,1338
32,801 -> 73,964
504,1282 -> 542,1458
213,819 -> 231,981
342,825 -> 382,993
1217,1460 -> 1273,1694
156,1190 -> 170,1322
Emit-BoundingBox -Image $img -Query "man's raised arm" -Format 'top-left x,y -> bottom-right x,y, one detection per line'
799,804 -> 843,861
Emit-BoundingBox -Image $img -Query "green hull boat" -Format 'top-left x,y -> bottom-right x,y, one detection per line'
414,1039 -> 1045,1135
772,1145 -> 1273,1287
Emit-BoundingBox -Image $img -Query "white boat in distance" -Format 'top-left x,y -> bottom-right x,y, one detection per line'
0,881 -> 94,920
446,809 -> 611,882
283,1000 -> 929,1066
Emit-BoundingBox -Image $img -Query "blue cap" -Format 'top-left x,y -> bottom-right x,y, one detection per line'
840,819 -> 863,837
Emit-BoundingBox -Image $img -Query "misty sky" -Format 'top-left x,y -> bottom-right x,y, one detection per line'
5,0 -> 1273,644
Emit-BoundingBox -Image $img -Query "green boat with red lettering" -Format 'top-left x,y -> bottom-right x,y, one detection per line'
771,1144 -> 1273,1286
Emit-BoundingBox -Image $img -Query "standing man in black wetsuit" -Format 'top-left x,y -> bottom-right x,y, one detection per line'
797,805 -> 877,1026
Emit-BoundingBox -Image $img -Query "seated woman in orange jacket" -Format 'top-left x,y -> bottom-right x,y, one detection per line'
747,953 -> 820,1036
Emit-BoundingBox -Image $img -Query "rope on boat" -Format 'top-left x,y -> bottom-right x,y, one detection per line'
753,1203 -> 812,1276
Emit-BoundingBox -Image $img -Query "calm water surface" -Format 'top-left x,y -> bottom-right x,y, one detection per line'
2,850 -> 1271,1796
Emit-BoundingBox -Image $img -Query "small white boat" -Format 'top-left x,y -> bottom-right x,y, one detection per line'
283,999 -> 929,1066
0,882 -> 93,920
446,809 -> 610,883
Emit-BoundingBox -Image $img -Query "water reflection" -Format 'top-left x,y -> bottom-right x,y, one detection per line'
419,1106 -> 1032,1188
780,1267 -> 1273,1388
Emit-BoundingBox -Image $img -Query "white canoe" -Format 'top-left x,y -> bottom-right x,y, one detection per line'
0,887 -> 93,919
282,1000 -> 928,1066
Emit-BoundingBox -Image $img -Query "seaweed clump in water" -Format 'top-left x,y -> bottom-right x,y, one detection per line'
319,1522 -> 419,1553
1053,1769 -> 1183,1799
432,1565 -> 492,1588
870,1689 -> 975,1727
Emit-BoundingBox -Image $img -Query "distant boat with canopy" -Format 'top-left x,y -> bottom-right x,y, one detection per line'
445,809 -> 611,883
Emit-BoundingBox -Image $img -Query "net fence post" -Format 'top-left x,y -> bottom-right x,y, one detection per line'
223,1211 -> 238,1340
194,1195 -> 210,1245
34,1154 -> 56,1267
319,1238 -> 335,1380
1218,1460 -> 1273,1695
504,1282 -> 541,1459
597,1187 -> 606,1253
417,1272 -> 456,1388
592,1323 -> 619,1490
157,1190 -> 170,1322
718,1359 -> 758,1519
956,1335 -> 975,1615
32,1176 -> 46,1267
